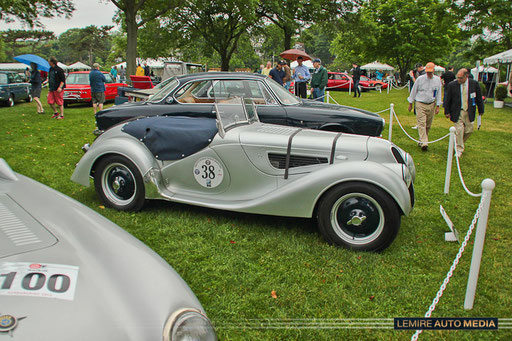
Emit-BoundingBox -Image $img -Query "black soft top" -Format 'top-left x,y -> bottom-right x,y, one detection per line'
122,116 -> 218,160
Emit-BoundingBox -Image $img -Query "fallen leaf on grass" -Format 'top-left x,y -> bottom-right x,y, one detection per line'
271,290 -> 278,299
369,295 -> 375,301
230,240 -> 236,244
99,205 -> 105,209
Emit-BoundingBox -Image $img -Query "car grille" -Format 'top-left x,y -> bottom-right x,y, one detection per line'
268,153 -> 328,169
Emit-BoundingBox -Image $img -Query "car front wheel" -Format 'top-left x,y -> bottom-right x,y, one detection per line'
94,155 -> 145,211
317,182 -> 400,252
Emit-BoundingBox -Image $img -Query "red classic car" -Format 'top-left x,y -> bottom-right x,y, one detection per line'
63,71 -> 128,106
327,72 -> 388,92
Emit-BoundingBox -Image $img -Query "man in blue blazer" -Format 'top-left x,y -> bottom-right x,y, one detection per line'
444,68 -> 485,157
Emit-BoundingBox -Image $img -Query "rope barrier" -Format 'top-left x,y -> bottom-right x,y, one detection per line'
411,194 -> 487,341
391,107 -> 450,145
452,138 -> 482,198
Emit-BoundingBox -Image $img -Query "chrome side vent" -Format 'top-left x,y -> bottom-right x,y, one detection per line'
269,153 -> 328,169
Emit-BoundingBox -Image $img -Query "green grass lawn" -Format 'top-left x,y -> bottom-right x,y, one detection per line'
1,88 -> 511,340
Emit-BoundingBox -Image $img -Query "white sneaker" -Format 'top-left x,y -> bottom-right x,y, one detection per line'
411,125 -> 418,129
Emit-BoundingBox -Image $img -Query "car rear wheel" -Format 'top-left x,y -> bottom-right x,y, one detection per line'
317,182 -> 400,252
94,155 -> 145,211
375,85 -> 382,91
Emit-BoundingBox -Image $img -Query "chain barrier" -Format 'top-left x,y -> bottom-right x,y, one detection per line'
452,137 -> 482,197
391,107 -> 450,144
410,193 -> 488,341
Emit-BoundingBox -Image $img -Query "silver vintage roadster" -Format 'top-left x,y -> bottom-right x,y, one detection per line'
0,159 -> 216,340
72,97 -> 415,252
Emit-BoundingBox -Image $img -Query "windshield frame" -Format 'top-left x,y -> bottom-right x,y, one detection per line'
147,77 -> 179,103
264,77 -> 301,106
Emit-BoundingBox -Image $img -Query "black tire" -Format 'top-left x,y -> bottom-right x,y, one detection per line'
7,94 -> 14,107
94,155 -> 145,211
375,85 -> 382,91
317,182 -> 400,252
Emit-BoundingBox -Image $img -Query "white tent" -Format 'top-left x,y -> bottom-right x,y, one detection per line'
471,66 -> 498,74
0,63 -> 30,71
58,62 -> 70,70
68,61 -> 91,70
434,65 -> 445,72
290,60 -> 314,69
361,61 -> 394,71
483,49 -> 512,64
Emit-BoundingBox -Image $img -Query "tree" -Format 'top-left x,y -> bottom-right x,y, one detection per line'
331,0 -> 458,82
0,0 -> 74,27
110,0 -> 177,76
257,0 -> 349,51
167,0 -> 260,71
1,29 -> 55,59
57,26 -> 113,65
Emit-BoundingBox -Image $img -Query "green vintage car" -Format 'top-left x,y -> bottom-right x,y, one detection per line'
0,71 -> 32,107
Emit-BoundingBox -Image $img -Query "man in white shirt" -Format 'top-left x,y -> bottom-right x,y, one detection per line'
407,62 -> 442,151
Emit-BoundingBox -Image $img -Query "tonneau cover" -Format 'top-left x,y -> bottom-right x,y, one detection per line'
122,116 -> 218,160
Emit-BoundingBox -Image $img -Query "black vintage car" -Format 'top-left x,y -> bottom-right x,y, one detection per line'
95,72 -> 385,136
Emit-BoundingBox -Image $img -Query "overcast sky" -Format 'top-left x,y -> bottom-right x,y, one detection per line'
6,0 -> 119,36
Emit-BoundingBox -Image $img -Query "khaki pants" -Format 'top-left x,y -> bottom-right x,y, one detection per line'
415,101 -> 436,147
454,110 -> 473,155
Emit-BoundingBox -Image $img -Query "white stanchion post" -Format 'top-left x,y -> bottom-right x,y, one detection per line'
464,179 -> 495,310
387,80 -> 390,94
444,126 -> 456,194
388,103 -> 394,142
349,81 -> 352,96
327,90 -> 330,104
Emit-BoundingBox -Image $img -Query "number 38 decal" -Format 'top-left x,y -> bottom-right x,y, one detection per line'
0,263 -> 79,301
193,157 -> 224,188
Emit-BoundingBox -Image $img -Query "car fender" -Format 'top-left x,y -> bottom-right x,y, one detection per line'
242,161 -> 412,218
71,135 -> 158,189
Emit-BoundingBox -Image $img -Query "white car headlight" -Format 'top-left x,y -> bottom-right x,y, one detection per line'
402,164 -> 412,187
163,308 -> 216,341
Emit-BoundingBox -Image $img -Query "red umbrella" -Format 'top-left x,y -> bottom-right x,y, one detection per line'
279,49 -> 312,61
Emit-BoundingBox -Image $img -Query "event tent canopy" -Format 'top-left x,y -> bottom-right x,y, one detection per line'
471,66 -> 498,73
58,62 -> 69,70
483,49 -> 512,64
0,63 -> 31,71
290,60 -> 314,69
361,61 -> 394,71
68,61 -> 90,70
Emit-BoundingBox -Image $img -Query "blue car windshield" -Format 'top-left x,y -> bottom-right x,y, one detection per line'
149,77 -> 179,103
265,78 -> 300,105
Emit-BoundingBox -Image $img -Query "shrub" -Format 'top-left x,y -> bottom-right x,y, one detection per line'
478,81 -> 486,96
495,85 -> 508,101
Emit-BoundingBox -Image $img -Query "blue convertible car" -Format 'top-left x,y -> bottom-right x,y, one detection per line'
95,72 -> 385,137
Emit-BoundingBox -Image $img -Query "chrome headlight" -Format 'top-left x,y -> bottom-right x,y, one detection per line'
402,164 -> 412,187
163,308 -> 216,341
404,153 -> 415,182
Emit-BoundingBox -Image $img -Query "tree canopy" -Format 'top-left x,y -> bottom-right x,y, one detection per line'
0,0 -> 74,27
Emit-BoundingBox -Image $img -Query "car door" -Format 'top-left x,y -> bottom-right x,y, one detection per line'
9,73 -> 26,100
104,73 -> 116,100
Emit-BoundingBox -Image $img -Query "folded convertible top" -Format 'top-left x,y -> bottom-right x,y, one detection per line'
122,116 -> 218,160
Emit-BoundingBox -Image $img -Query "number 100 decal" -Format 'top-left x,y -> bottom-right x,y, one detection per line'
193,157 -> 224,188
0,262 -> 79,301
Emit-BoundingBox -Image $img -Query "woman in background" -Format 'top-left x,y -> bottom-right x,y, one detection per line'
29,62 -> 44,114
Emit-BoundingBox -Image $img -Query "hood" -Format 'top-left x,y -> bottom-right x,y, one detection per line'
64,84 -> 90,90
0,161 -> 203,340
299,99 -> 380,119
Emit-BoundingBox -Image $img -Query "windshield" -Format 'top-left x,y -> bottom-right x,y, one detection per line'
265,78 -> 300,105
148,77 -> 179,103
214,96 -> 258,136
66,73 -> 89,85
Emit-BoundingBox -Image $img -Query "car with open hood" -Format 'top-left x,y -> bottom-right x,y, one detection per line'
0,158 -> 216,340
73,96 -> 415,252
94,72 -> 385,137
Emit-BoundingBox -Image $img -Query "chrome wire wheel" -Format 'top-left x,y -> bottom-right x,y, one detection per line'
330,192 -> 384,245
101,162 -> 137,206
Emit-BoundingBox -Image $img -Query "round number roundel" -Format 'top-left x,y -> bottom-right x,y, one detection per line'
193,157 -> 224,188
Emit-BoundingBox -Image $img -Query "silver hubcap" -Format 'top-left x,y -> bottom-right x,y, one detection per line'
101,163 -> 136,206
330,193 -> 384,245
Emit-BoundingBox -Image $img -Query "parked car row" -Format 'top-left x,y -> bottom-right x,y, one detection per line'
63,71 -> 128,107
327,72 -> 389,92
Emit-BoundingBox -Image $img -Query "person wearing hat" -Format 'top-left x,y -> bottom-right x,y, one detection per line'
89,63 -> 107,114
444,68 -> 484,158
292,56 -> 311,98
311,58 -> 328,102
269,61 -> 286,86
407,62 -> 442,151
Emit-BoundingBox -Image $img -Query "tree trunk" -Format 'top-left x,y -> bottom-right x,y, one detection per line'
125,4 -> 138,79
220,50 -> 230,71
283,25 -> 293,51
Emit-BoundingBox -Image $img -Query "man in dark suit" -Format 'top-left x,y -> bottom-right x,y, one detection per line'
444,68 -> 485,157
